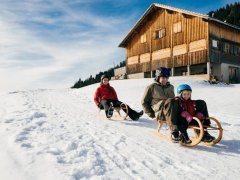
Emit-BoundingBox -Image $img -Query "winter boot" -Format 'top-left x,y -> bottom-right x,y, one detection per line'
139,110 -> 144,117
180,131 -> 192,144
107,104 -> 114,118
171,131 -> 180,143
132,110 -> 144,121
201,131 -> 215,142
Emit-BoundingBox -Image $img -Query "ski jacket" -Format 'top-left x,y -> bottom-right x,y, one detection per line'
141,81 -> 175,118
176,98 -> 196,116
94,84 -> 118,106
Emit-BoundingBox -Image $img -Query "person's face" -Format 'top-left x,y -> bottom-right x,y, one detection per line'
181,90 -> 191,100
102,78 -> 109,85
159,76 -> 169,85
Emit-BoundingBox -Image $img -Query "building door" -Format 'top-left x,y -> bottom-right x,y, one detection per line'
229,67 -> 239,83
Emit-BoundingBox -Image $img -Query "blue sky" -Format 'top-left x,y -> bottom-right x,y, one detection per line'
0,0 -> 238,92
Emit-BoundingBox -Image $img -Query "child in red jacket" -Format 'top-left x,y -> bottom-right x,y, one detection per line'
176,84 -> 215,144
94,74 -> 143,120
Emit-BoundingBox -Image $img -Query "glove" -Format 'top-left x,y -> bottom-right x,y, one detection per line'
174,96 -> 180,101
150,113 -> 156,119
195,112 -> 205,120
181,111 -> 193,123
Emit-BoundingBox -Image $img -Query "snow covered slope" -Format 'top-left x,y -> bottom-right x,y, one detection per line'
0,77 -> 240,180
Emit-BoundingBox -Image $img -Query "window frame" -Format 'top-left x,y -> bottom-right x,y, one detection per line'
140,33 -> 147,43
154,28 -> 166,39
212,39 -> 219,49
236,46 -> 240,56
224,43 -> 230,54
173,22 -> 182,33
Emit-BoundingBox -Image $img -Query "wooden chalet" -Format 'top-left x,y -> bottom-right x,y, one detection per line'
119,3 -> 240,83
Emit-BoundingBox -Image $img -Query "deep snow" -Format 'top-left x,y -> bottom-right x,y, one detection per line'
0,77 -> 240,180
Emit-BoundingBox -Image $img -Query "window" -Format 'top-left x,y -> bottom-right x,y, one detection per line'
224,43 -> 230,53
236,46 -> 240,56
212,39 -> 218,48
140,33 -> 146,43
234,46 -> 237,55
173,22 -> 182,33
154,28 -> 166,39
230,45 -> 235,54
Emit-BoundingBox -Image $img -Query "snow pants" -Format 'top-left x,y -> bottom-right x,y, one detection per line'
157,98 -> 179,132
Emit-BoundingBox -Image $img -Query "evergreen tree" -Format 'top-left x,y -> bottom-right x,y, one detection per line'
72,61 -> 125,88
208,2 -> 240,27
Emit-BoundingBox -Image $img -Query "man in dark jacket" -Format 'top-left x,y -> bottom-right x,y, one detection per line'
141,67 -> 180,141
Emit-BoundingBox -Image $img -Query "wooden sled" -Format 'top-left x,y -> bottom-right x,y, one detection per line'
196,117 -> 223,146
154,117 -> 223,147
98,102 -> 129,120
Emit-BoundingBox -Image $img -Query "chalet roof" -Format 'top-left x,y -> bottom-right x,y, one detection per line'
119,3 -> 240,48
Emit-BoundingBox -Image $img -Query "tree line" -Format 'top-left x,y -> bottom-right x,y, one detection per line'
208,2 -> 240,27
72,61 -> 126,88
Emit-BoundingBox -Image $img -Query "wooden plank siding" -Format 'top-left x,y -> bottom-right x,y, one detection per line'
152,57 -> 173,69
209,22 -> 240,44
209,22 -> 240,66
189,49 -> 208,65
151,9 -> 171,51
127,62 -> 151,74
125,7 -> 209,74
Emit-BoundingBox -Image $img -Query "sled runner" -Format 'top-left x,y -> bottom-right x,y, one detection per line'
154,117 -> 223,147
98,102 -> 129,120
197,117 -> 223,146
